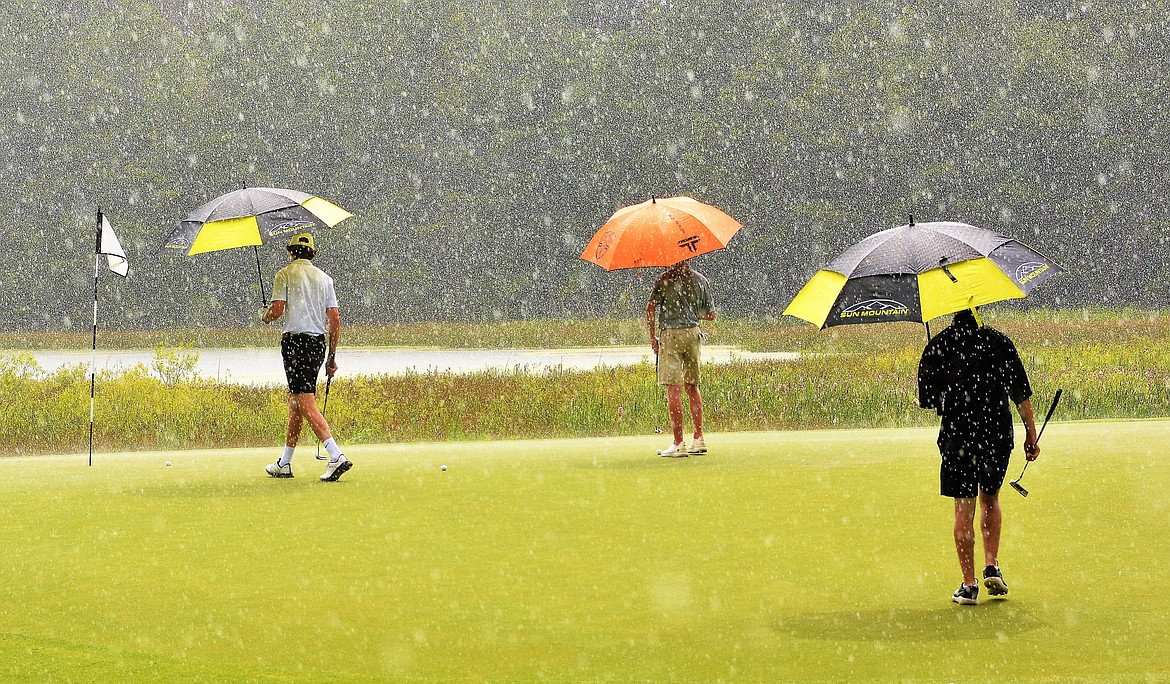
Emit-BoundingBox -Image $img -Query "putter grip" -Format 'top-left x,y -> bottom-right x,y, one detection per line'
1036,388 -> 1062,443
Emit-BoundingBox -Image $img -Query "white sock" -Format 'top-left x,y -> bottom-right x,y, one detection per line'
279,446 -> 294,467
323,438 -> 343,461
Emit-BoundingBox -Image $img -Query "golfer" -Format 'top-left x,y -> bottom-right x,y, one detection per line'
259,233 -> 352,482
917,308 -> 1039,605
646,259 -> 715,457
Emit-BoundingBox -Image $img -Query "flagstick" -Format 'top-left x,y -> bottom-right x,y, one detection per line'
89,209 -> 101,467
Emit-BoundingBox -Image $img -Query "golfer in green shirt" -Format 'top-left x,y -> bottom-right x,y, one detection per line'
646,260 -> 716,457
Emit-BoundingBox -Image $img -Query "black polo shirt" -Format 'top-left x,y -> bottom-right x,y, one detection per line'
917,315 -> 1032,454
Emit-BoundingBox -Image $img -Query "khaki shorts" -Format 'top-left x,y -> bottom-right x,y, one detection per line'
657,326 -> 702,386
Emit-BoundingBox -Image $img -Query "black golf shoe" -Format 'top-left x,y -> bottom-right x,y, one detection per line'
952,583 -> 979,605
983,565 -> 1009,596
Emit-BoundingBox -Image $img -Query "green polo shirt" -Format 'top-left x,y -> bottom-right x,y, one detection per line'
650,266 -> 715,329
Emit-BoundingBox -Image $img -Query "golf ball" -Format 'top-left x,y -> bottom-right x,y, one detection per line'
165,460 -> 172,467
441,464 -> 447,471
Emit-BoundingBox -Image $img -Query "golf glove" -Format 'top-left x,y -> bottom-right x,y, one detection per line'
257,306 -> 269,323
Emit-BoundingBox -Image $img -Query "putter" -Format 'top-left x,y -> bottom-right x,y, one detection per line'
1009,388 -> 1062,497
314,375 -> 333,460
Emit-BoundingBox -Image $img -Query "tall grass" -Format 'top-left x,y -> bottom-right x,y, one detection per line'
3,310 -> 1169,455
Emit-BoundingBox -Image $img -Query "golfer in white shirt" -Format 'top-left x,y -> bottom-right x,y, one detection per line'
259,232 -> 352,482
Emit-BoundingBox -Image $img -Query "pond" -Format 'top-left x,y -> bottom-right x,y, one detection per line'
24,346 -> 799,386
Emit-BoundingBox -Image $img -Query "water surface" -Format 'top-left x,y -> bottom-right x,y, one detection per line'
24,346 -> 798,386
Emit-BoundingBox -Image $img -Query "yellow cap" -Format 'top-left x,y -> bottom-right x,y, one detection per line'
287,232 -> 315,250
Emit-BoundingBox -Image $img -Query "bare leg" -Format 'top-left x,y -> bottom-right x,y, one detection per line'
979,491 -> 1002,568
953,497 -> 978,586
285,394 -> 304,448
684,383 -> 703,439
666,385 -> 684,445
295,393 -> 333,443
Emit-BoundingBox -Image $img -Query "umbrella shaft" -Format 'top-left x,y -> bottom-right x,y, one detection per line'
253,246 -> 268,305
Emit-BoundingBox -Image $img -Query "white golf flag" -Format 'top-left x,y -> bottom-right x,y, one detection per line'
98,214 -> 129,277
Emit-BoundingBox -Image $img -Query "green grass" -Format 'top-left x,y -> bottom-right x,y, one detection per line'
5,311 -> 1169,454
2,421 -> 1169,682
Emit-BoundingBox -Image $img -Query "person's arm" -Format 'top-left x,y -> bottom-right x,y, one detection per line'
325,306 -> 340,377
1016,397 -> 1040,460
260,270 -> 286,323
916,341 -> 943,414
259,300 -> 285,323
1000,332 -> 1038,459
646,298 -> 659,355
699,277 -> 716,322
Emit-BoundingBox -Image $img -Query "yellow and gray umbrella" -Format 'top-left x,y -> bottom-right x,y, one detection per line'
784,219 -> 1062,329
163,187 -> 352,303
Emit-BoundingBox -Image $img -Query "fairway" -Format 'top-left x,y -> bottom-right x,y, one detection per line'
2,421 -> 1168,683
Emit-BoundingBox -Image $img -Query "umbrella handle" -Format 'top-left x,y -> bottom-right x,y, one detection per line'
253,246 -> 268,305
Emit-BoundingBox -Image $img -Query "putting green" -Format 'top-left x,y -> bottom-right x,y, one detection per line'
1,421 -> 1168,682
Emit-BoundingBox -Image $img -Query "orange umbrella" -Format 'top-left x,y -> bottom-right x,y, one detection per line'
580,196 -> 742,270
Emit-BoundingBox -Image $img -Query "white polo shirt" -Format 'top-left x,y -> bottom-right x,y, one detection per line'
271,259 -> 339,336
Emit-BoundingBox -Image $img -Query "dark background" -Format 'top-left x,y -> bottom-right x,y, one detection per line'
2,0 -> 1166,330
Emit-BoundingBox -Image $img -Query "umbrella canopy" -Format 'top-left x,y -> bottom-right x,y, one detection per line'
580,196 -> 742,270
784,220 -> 1062,328
163,186 -> 353,305
164,187 -> 352,256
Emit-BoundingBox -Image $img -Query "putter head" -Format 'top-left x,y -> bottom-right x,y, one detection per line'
1009,480 -> 1029,497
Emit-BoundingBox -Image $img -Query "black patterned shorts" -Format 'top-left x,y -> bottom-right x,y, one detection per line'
281,333 -> 326,394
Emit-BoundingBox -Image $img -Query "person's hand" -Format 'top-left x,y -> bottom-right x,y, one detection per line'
1024,437 -> 1040,461
650,336 -> 659,355
257,306 -> 269,323
326,353 -> 338,378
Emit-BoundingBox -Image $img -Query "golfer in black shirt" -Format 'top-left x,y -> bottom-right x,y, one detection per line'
918,309 -> 1040,605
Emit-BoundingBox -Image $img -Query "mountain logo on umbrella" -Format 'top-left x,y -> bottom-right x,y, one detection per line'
841,299 -> 911,318
268,219 -> 318,237
1016,262 -> 1051,285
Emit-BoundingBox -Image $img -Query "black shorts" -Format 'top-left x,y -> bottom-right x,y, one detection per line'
939,439 -> 1011,498
281,333 -> 326,394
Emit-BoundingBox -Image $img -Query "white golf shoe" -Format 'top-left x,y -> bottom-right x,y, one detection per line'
657,442 -> 688,458
687,437 -> 707,455
265,461 -> 293,478
320,454 -> 352,482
